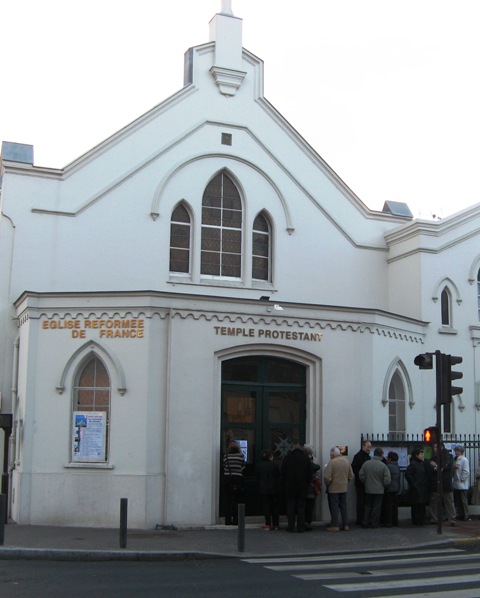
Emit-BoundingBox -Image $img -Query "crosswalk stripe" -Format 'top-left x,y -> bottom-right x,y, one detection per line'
325,572 -> 480,592
265,551 -> 476,571
295,561 -> 480,580
244,547 -> 480,596
387,590 -> 480,598
242,547 -> 462,565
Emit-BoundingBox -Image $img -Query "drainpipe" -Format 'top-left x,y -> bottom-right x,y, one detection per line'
8,337 -> 19,520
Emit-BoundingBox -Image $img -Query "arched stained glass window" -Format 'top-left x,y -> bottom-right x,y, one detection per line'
252,212 -> 271,281
388,371 -> 406,435
201,171 -> 242,278
72,355 -> 111,462
169,203 -> 191,274
441,288 -> 451,326
477,269 -> 480,321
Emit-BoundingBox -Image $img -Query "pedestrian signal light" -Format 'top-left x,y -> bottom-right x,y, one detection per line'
423,426 -> 440,444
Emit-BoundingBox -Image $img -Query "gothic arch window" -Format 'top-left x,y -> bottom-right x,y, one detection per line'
388,370 -> 406,436
72,354 -> 111,462
252,211 -> 271,281
201,171 -> 242,279
477,268 -> 480,321
441,287 -> 451,326
169,202 -> 191,274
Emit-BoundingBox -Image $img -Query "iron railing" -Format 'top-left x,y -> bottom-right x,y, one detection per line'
361,433 -> 480,489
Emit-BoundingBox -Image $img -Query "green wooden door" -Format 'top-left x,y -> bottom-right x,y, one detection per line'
220,356 -> 306,516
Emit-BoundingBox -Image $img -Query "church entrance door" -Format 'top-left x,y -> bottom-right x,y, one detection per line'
220,356 -> 306,517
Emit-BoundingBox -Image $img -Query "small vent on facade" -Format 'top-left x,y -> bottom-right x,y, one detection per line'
221,133 -> 232,146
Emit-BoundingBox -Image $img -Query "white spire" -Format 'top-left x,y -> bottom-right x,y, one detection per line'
221,0 -> 234,15
209,1 -> 246,96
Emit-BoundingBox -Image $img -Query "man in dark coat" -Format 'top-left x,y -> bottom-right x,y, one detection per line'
281,439 -> 312,533
351,439 -> 372,525
426,443 -> 456,525
405,447 -> 429,525
256,449 -> 281,530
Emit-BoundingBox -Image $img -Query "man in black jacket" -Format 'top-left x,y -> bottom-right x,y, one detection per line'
281,440 -> 312,533
426,443 -> 457,526
351,439 -> 372,525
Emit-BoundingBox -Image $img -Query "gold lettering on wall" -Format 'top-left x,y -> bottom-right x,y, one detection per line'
213,325 -> 323,342
41,318 -> 145,339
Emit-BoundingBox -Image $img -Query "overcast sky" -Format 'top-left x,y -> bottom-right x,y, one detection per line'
2,0 -> 479,219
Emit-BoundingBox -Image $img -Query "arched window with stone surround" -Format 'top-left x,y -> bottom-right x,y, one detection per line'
169,203 -> 191,274
252,211 -> 271,281
388,370 -> 406,437
477,268 -> 480,321
201,171 -> 242,279
441,287 -> 451,326
72,354 -> 111,462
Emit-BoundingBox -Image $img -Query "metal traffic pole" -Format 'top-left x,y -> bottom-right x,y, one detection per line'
435,351 -> 443,535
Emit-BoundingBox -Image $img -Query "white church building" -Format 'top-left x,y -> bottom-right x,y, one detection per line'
1,2 -> 480,528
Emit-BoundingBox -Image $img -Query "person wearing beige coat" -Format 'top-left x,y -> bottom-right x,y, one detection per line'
324,446 -> 354,531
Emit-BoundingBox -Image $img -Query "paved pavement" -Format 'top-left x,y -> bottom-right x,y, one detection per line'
1,518 -> 480,561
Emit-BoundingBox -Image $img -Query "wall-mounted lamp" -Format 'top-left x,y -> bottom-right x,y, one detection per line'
267,304 -> 283,312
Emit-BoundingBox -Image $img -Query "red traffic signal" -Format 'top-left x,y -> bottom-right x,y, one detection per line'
424,426 -> 440,444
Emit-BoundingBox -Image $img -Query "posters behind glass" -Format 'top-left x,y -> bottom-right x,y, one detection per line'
72,411 -> 106,462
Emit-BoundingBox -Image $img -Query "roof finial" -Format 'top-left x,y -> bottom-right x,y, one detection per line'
221,0 -> 234,16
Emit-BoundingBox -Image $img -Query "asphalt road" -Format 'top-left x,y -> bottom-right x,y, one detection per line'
2,545 -> 480,598
1,558 -> 306,598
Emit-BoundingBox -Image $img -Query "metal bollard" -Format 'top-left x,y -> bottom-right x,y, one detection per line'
237,503 -> 245,552
120,498 -> 128,549
0,494 -> 5,546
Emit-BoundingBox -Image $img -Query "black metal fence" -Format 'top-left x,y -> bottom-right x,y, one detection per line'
362,433 -> 480,491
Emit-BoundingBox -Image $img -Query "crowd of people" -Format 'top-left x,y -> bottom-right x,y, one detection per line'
222,438 -> 477,531
403,442 -> 472,526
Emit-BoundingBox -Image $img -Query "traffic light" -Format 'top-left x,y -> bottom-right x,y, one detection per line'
414,353 -> 434,369
424,426 -> 440,444
441,354 -> 463,404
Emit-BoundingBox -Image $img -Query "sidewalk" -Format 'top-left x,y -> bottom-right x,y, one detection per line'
1,519 -> 480,561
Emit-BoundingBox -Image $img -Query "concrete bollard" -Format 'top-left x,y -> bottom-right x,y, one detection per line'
0,494 -> 5,546
120,498 -> 128,548
237,503 -> 245,552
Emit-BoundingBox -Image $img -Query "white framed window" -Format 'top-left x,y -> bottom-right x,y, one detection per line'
252,212 -> 271,282
477,268 -> 480,321
169,203 -> 191,274
441,287 -> 451,326
201,171 -> 242,279
71,354 -> 111,463
388,370 -> 406,435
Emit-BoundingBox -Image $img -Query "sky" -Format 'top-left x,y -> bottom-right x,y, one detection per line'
2,0 -> 480,219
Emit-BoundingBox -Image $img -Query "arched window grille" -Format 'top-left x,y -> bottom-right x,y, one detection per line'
169,203 -> 191,274
388,370 -> 406,435
441,287 -> 451,326
201,171 -> 242,278
477,269 -> 480,321
72,355 -> 111,462
252,212 -> 271,281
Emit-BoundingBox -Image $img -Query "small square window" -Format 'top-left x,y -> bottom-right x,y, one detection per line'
221,133 -> 232,146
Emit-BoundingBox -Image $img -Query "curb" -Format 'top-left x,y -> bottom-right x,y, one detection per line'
0,547 -> 235,562
1,536 -> 479,562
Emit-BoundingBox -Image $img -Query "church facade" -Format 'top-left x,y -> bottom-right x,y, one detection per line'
1,3 -> 480,528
